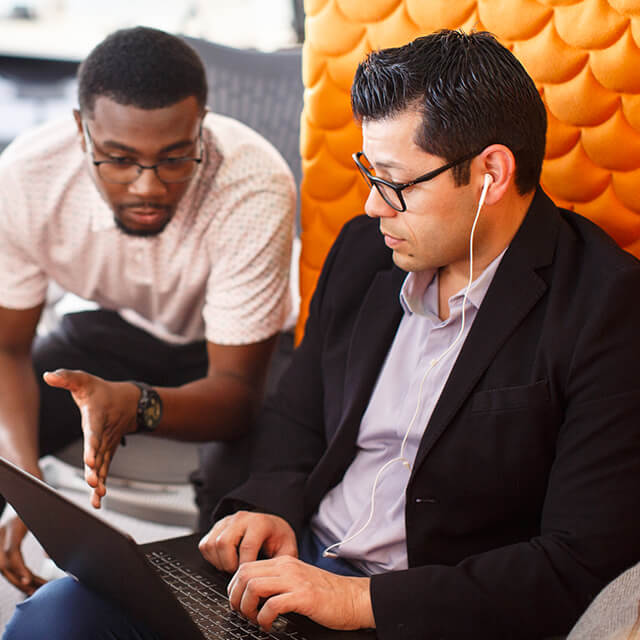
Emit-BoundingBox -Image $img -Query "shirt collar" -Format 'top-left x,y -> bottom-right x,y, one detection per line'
399,248 -> 507,317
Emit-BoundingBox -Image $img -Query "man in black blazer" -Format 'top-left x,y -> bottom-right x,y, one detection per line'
199,30 -> 640,639
6,28 -> 640,640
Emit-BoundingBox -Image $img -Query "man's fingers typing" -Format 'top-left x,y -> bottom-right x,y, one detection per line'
199,517 -> 243,572
270,535 -> 298,560
235,576 -> 291,626
226,556 -> 374,631
213,522 -> 249,573
236,523 -> 272,567
200,512 -> 298,574
257,592 -> 300,631
227,560 -> 306,629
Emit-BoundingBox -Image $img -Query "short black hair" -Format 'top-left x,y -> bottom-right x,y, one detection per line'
78,26 -> 208,117
350,30 -> 547,194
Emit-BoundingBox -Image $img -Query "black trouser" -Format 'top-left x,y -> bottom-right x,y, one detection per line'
1,309 -> 250,531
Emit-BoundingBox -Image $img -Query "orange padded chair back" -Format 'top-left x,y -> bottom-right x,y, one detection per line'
296,0 -> 640,342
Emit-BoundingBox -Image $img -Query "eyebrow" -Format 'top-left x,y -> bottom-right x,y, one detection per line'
98,137 -> 196,154
373,159 -> 406,171
362,153 -> 407,172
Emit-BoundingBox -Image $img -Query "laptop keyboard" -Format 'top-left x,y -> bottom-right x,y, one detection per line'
146,550 -> 308,640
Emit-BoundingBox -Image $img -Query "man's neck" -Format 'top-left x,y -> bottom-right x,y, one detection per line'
437,189 -> 535,320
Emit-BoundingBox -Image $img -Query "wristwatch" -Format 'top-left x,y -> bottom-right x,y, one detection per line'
132,382 -> 163,433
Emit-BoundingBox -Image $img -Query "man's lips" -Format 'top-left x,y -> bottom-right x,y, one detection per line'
123,204 -> 169,215
121,204 -> 170,223
128,208 -> 166,216
381,230 -> 404,248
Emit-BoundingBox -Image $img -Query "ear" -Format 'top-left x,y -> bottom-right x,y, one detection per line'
73,109 -> 86,152
474,144 -> 516,206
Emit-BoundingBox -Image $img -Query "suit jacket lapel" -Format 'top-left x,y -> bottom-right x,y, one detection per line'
413,188 -> 560,470
306,266 -> 404,503
341,266 -> 405,432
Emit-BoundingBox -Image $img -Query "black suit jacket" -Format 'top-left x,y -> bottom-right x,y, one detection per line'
218,189 -> 640,639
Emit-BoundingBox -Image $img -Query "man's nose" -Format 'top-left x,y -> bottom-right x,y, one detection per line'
364,187 -> 399,219
127,167 -> 168,197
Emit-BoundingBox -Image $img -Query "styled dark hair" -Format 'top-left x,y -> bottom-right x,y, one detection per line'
78,26 -> 208,117
350,30 -> 547,194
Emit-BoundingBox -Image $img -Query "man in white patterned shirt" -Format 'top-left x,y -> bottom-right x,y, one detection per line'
0,26 -> 295,594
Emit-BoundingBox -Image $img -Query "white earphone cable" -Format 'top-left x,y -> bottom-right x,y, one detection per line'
323,174 -> 491,559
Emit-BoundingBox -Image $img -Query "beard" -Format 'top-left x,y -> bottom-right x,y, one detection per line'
113,203 -> 173,237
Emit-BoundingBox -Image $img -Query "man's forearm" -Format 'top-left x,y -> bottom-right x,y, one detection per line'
0,350 -> 41,476
141,337 -> 277,442
43,367 -> 264,451
147,373 -> 259,441
48,338 -> 277,445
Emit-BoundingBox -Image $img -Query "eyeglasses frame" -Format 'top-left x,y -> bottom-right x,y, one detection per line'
82,120 -> 204,185
352,149 -> 481,212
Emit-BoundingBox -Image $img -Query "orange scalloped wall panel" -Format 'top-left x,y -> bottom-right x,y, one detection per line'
296,0 -> 640,342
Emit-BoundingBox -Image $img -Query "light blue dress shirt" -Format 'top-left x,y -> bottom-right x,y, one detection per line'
310,252 -> 505,575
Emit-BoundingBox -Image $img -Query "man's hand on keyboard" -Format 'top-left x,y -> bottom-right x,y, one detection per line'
199,511 -> 298,573
227,556 -> 375,632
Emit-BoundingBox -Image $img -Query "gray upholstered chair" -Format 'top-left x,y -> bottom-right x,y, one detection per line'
566,561 -> 640,640
182,36 -> 303,223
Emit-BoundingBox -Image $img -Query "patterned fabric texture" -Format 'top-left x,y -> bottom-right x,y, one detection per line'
567,561 -> 640,640
0,112 -> 295,345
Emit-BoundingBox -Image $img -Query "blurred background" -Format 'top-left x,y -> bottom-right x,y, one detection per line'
0,0 -> 304,150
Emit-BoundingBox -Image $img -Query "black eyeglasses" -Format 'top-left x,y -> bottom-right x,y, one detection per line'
352,150 -> 480,212
83,122 -> 204,185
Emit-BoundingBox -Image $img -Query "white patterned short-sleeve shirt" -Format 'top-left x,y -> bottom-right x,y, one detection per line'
0,112 -> 295,345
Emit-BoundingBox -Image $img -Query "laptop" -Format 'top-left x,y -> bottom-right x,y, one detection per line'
0,457 -> 376,640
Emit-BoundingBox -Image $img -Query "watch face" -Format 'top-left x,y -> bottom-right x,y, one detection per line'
136,385 -> 162,432
143,400 -> 162,429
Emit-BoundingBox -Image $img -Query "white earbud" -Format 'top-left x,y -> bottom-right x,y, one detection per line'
478,173 -> 492,210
